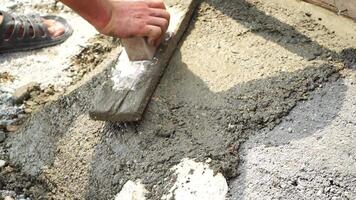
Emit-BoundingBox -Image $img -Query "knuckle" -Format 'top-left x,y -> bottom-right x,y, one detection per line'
134,8 -> 150,18
138,22 -> 147,30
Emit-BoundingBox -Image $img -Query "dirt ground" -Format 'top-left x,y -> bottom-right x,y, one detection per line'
1,0 -> 356,199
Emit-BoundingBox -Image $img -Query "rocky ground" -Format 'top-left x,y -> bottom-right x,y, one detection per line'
1,0 -> 356,199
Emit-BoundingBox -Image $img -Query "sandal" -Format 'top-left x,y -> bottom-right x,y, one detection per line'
0,11 -> 73,54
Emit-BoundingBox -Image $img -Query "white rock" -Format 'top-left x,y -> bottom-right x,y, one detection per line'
115,180 -> 147,200
0,159 -> 6,168
4,196 -> 15,200
162,158 -> 228,200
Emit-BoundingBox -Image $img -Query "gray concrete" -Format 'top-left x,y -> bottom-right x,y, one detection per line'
230,75 -> 356,200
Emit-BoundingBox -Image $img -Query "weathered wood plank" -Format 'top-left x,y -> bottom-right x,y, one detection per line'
303,0 -> 356,20
336,0 -> 356,20
303,0 -> 336,10
89,0 -> 199,122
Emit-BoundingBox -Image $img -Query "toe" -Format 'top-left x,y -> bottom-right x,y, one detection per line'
43,19 -> 65,37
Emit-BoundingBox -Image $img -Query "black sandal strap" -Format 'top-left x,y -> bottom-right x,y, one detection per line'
12,15 -> 26,41
0,11 -> 16,41
30,14 -> 48,39
23,15 -> 35,40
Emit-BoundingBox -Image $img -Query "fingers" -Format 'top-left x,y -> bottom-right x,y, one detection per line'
146,8 -> 170,46
142,25 -> 162,46
142,0 -> 170,46
146,0 -> 166,9
149,8 -> 170,22
147,17 -> 169,35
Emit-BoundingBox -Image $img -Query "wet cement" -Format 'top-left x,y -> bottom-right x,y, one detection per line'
229,75 -> 356,199
1,0 -> 356,199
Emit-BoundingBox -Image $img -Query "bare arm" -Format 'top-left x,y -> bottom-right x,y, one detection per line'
59,0 -> 170,46
59,0 -> 111,31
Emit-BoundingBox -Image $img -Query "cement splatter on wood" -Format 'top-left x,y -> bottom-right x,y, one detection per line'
111,51 -> 153,91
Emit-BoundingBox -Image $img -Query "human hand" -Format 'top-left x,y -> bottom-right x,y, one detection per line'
99,0 -> 170,46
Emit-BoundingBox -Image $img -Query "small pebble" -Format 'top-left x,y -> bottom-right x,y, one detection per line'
317,188 -> 323,196
156,129 -> 175,138
307,55 -> 316,61
4,196 -> 15,200
0,159 -> 6,168
12,82 -> 40,105
6,125 -> 18,132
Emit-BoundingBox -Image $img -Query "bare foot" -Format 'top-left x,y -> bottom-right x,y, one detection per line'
0,14 -> 65,38
42,19 -> 65,37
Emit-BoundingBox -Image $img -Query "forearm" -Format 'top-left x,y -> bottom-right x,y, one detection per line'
59,0 -> 169,44
59,0 -> 111,30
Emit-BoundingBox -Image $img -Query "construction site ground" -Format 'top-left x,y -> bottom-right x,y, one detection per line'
0,0 -> 355,199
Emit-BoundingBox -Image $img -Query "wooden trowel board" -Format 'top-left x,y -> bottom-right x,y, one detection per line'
303,0 -> 356,20
89,0 -> 199,122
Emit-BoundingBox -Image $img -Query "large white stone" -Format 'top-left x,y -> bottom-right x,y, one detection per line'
162,158 -> 228,200
115,180 -> 147,200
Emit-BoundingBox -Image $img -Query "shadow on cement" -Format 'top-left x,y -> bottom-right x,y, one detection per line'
203,1 -> 350,198
229,79 -> 347,200
83,48 -> 344,199
206,0 -> 339,61
83,1 -> 349,197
